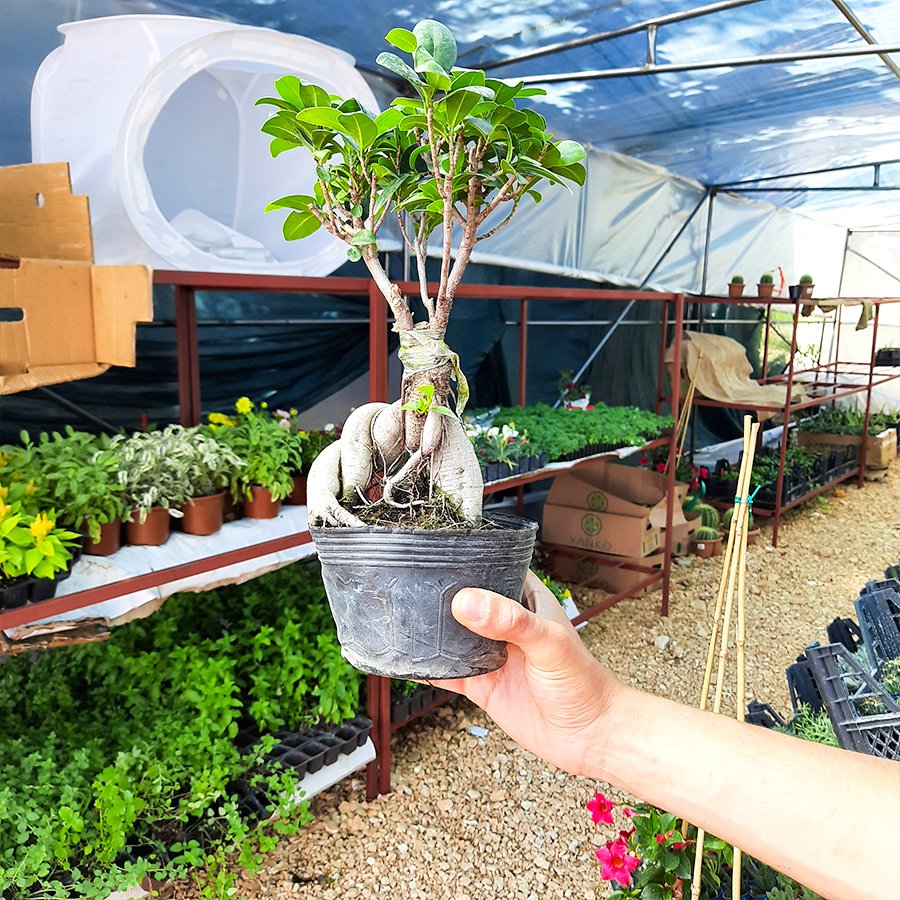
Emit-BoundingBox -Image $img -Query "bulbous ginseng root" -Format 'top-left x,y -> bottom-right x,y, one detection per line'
306,400 -> 483,527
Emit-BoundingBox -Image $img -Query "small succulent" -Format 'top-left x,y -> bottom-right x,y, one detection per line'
799,274 -> 814,284
694,502 -> 720,531
759,272 -> 775,285
730,274 -> 744,284
695,526 -> 720,541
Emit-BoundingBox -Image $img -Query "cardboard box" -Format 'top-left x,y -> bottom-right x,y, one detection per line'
542,502 -> 662,557
796,428 -> 897,469
544,544 -> 664,595
0,162 -> 152,395
545,462 -> 689,528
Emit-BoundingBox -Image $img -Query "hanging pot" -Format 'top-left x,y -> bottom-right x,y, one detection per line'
125,506 -> 171,546
181,492 -> 225,536
83,517 -> 122,556
311,513 -> 538,679
285,474 -> 307,506
243,485 -> 281,519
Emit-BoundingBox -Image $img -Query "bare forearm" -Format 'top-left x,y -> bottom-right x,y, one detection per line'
588,685 -> 900,899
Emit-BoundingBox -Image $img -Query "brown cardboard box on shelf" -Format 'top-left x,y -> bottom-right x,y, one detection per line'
796,428 -> 897,469
544,544 -> 664,595
0,162 -> 152,395
545,461 -> 689,527
542,503 -> 662,557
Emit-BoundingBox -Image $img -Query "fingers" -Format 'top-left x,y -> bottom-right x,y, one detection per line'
452,586 -> 574,671
523,571 -> 576,628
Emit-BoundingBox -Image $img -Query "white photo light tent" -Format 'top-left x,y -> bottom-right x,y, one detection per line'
30,14 -> 380,276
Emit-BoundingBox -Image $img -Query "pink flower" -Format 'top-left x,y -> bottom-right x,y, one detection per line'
672,841 -> 690,851
595,837 -> 641,886
622,807 -> 634,818
699,466 -> 709,478
587,792 -> 616,825
619,827 -> 635,841
278,418 -> 291,428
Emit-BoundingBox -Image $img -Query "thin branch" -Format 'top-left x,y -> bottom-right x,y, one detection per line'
476,199 -> 520,242
477,173 -> 518,225
414,216 -> 435,319
435,133 -> 464,314
362,252 -> 414,331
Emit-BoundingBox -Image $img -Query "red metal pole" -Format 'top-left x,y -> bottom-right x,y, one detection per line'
772,298 -> 802,547
175,285 -> 201,425
859,302 -> 881,486
655,297 -> 670,414
369,281 -> 389,403
761,303 -> 772,383
365,675 -> 380,800
518,298 -> 529,407
377,676 -> 392,795
661,294 -> 683,616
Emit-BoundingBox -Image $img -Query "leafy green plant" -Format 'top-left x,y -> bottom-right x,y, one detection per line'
209,398 -> 299,501
464,416 -> 529,468
879,658 -> 900,694
1,427 -> 126,542
257,18 -> 586,526
166,425 -> 245,500
0,500 -> 80,582
778,704 -> 838,747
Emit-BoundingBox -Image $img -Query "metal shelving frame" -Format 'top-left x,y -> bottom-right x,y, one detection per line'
657,293 -> 900,546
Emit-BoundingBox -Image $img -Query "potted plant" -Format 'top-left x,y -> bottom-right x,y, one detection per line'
167,427 -> 246,535
722,506 -> 759,546
0,499 -> 80,608
257,18 -> 585,677
692,525 -> 723,558
211,398 -> 296,518
111,427 -> 193,546
14,427 -> 127,556
558,369 -> 593,409
757,272 -> 774,299
799,273 -> 814,299
728,274 -> 744,298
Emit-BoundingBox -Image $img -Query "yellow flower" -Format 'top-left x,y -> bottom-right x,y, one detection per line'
289,408 -> 298,417
0,485 -> 7,501
561,588 -> 573,600
30,512 -> 55,546
0,453 -> 8,468
260,401 -> 268,409
25,479 -> 37,497
0,499 -> 10,522
208,412 -> 236,427
235,396 -> 254,414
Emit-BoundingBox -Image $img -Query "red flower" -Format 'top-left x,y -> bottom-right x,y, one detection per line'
586,791 -> 616,825
587,404 -> 595,410
619,827 -> 635,841
639,456 -> 649,466
672,841 -> 690,850
699,466 -> 709,478
596,837 -> 641,887
655,829 -> 675,845
622,807 -> 634,818
655,462 -> 666,473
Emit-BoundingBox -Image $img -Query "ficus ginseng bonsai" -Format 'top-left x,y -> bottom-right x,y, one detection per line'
257,18 -> 586,530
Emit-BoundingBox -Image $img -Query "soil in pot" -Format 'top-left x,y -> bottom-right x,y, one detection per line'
243,486 -> 281,519
311,512 -> 538,679
125,506 -> 171,546
285,474 -> 307,506
84,518 -> 121,556
181,492 -> 225,536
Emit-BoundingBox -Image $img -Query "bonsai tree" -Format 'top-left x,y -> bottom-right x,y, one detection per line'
257,19 -> 585,529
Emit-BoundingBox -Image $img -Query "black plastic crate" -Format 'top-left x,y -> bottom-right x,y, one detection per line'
854,588 -> 900,670
807,642 -> 900,759
786,646 -> 825,712
826,616 -> 862,653
746,700 -> 786,729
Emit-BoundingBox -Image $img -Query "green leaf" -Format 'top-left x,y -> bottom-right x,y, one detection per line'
385,27 -> 417,53
297,107 -> 344,131
274,75 -> 303,108
299,83 -> 331,109
260,116 -> 302,145
438,88 -> 482,132
374,107 -> 404,134
554,139 -> 586,165
337,112 -> 378,150
350,229 -> 377,246
282,210 -> 322,241
413,19 -> 457,71
254,96 -> 296,112
376,52 -> 424,89
346,246 -> 362,262
264,194 -> 316,213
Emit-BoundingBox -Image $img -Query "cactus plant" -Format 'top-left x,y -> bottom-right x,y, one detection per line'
730,274 -> 744,284
695,526 -> 720,541
759,272 -> 775,285
694,502 -> 720,531
799,274 -> 814,285
723,507 -> 754,531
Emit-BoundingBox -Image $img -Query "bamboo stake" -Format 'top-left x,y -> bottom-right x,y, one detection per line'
690,416 -> 758,900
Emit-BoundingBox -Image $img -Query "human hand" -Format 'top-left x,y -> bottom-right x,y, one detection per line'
431,571 -> 625,777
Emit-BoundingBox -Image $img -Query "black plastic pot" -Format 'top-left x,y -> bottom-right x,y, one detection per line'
0,577 -> 32,609
312,513 -> 538,679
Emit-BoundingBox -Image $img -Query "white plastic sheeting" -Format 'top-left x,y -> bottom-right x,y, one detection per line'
462,147 -> 849,296
31,15 -> 379,275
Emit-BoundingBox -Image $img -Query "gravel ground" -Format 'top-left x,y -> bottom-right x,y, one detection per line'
188,467 -> 899,900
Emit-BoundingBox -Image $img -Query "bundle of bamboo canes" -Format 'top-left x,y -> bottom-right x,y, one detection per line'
688,413 -> 759,900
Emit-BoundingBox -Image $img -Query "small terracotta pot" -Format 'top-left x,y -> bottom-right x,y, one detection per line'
692,537 -> 723,559
125,506 -> 171,546
285,474 -> 307,506
746,527 -> 761,546
728,282 -> 744,298
243,485 -> 281,519
181,492 -> 225,536
801,283 -> 814,299
757,282 -> 774,299
83,517 -> 122,556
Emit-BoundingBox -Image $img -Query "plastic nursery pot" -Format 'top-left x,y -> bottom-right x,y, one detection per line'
692,537 -> 723,559
285,474 -> 307,506
125,506 -> 171,546
0,577 -> 33,610
83,517 -> 122,556
243,485 -> 281,519
311,513 -> 538,679
788,284 -> 803,300
181,492 -> 225,536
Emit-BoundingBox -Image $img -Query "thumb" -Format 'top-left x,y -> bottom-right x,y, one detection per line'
452,587 -> 570,670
